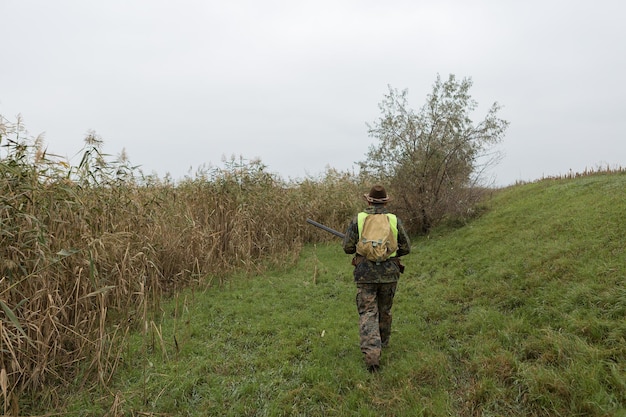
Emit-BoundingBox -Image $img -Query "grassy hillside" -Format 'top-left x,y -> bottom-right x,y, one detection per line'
45,173 -> 626,416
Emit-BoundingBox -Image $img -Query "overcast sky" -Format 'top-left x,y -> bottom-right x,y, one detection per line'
1,0 -> 624,186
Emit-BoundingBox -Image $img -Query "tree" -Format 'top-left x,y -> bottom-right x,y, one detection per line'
359,74 -> 509,234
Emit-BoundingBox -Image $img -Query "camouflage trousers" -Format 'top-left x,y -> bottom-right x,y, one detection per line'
356,282 -> 397,367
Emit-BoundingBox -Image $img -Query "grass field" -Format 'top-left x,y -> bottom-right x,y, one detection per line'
37,172 -> 625,416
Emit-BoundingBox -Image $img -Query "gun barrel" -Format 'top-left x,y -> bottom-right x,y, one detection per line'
306,219 -> 345,239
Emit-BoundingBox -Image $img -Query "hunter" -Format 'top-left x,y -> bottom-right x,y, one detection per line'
342,185 -> 411,373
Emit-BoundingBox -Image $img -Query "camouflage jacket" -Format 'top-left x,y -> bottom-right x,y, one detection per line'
342,205 -> 411,283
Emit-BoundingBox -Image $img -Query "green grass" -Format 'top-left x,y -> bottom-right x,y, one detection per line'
56,173 -> 626,416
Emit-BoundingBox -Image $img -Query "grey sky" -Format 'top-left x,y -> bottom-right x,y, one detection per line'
1,0 -> 624,186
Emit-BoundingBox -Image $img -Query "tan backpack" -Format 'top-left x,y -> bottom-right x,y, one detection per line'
356,213 -> 398,263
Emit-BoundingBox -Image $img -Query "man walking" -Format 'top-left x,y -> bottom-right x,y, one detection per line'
342,185 -> 411,372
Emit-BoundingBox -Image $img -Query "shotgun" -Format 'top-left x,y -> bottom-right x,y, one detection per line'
306,219 -> 345,239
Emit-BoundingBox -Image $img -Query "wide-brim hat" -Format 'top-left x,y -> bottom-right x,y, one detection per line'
363,185 -> 390,204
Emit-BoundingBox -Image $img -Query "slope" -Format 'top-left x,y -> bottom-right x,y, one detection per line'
51,173 -> 626,416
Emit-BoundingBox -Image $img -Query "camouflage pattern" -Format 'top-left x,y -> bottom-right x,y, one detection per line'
356,282 -> 397,367
343,204 -> 411,368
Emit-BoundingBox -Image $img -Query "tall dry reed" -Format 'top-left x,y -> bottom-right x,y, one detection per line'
0,116 -> 366,413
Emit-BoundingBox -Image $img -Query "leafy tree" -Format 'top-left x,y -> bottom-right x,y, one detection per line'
360,74 -> 509,234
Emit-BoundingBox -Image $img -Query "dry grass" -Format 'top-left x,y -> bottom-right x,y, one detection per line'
0,116 -> 364,413
513,164 -> 626,185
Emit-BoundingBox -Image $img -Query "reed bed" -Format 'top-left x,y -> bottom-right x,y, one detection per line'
0,118 -> 364,412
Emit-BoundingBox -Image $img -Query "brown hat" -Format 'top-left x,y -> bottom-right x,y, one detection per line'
363,185 -> 390,204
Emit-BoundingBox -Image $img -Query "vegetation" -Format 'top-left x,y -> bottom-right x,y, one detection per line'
2,82 -> 625,415
0,114 -> 366,415
6,153 -> 626,415
361,74 -> 509,234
